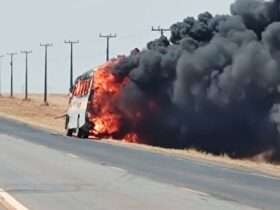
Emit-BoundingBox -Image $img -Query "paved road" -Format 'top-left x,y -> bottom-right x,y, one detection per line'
0,118 -> 279,210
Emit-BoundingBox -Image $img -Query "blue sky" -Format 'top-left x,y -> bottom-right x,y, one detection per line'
0,0 -> 234,93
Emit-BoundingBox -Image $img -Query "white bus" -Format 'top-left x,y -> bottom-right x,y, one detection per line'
65,70 -> 94,138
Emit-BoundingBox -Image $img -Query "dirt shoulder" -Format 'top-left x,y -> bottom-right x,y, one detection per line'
0,94 -> 67,133
0,202 -> 8,210
0,94 -> 279,177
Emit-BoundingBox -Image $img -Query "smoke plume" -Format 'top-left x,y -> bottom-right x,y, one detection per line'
107,0 -> 280,162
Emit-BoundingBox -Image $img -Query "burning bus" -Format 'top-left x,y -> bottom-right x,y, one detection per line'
65,58 -> 139,141
65,70 -> 94,138
63,0 -> 280,161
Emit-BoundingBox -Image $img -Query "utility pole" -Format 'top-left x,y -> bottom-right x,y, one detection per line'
152,26 -> 171,37
0,55 -> 4,96
40,43 -> 53,105
64,40 -> 79,89
7,52 -> 17,97
21,50 -> 32,100
99,33 -> 117,61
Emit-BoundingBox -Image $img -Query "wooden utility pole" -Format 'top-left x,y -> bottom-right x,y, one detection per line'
99,33 -> 117,61
21,50 -> 32,100
152,26 -> 170,37
7,52 -> 17,97
0,55 -> 4,96
40,43 -> 53,105
64,40 -> 79,89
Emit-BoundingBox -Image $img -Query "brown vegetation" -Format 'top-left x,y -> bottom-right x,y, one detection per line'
0,94 -> 279,177
0,94 -> 68,132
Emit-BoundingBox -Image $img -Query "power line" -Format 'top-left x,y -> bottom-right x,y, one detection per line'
152,26 -> 171,37
99,33 -> 117,61
0,55 -> 4,96
7,52 -> 17,97
64,40 -> 79,90
40,43 -> 53,105
21,50 -> 32,101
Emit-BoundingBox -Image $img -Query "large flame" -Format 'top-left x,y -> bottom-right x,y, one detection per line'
88,59 -> 141,143
89,61 -> 123,136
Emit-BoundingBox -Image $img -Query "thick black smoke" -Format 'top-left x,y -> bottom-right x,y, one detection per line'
113,0 -> 280,162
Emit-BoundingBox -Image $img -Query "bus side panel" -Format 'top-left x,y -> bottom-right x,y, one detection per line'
67,96 -> 89,129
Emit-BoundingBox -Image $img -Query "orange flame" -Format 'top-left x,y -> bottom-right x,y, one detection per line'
123,133 -> 141,143
88,59 -> 141,143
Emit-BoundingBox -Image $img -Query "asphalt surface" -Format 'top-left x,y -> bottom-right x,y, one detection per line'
0,117 -> 279,210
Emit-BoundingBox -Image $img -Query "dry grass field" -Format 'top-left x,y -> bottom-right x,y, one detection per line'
0,94 -> 279,177
0,94 -> 68,132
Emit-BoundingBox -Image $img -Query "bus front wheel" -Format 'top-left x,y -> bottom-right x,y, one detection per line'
66,129 -> 74,137
77,128 -> 89,139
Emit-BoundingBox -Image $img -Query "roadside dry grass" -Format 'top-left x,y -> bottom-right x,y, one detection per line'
0,94 -> 279,177
0,190 -> 18,210
0,202 -> 7,210
0,199 -> 13,210
107,140 -> 280,177
0,203 -> 8,210
0,94 -> 68,132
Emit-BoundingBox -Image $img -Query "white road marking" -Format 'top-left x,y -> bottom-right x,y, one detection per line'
182,187 -> 209,197
0,188 -> 29,210
67,153 -> 79,159
109,166 -> 126,173
247,172 -> 280,181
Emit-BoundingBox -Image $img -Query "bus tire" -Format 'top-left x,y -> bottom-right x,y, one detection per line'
77,128 -> 89,139
77,115 -> 89,139
66,129 -> 74,137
